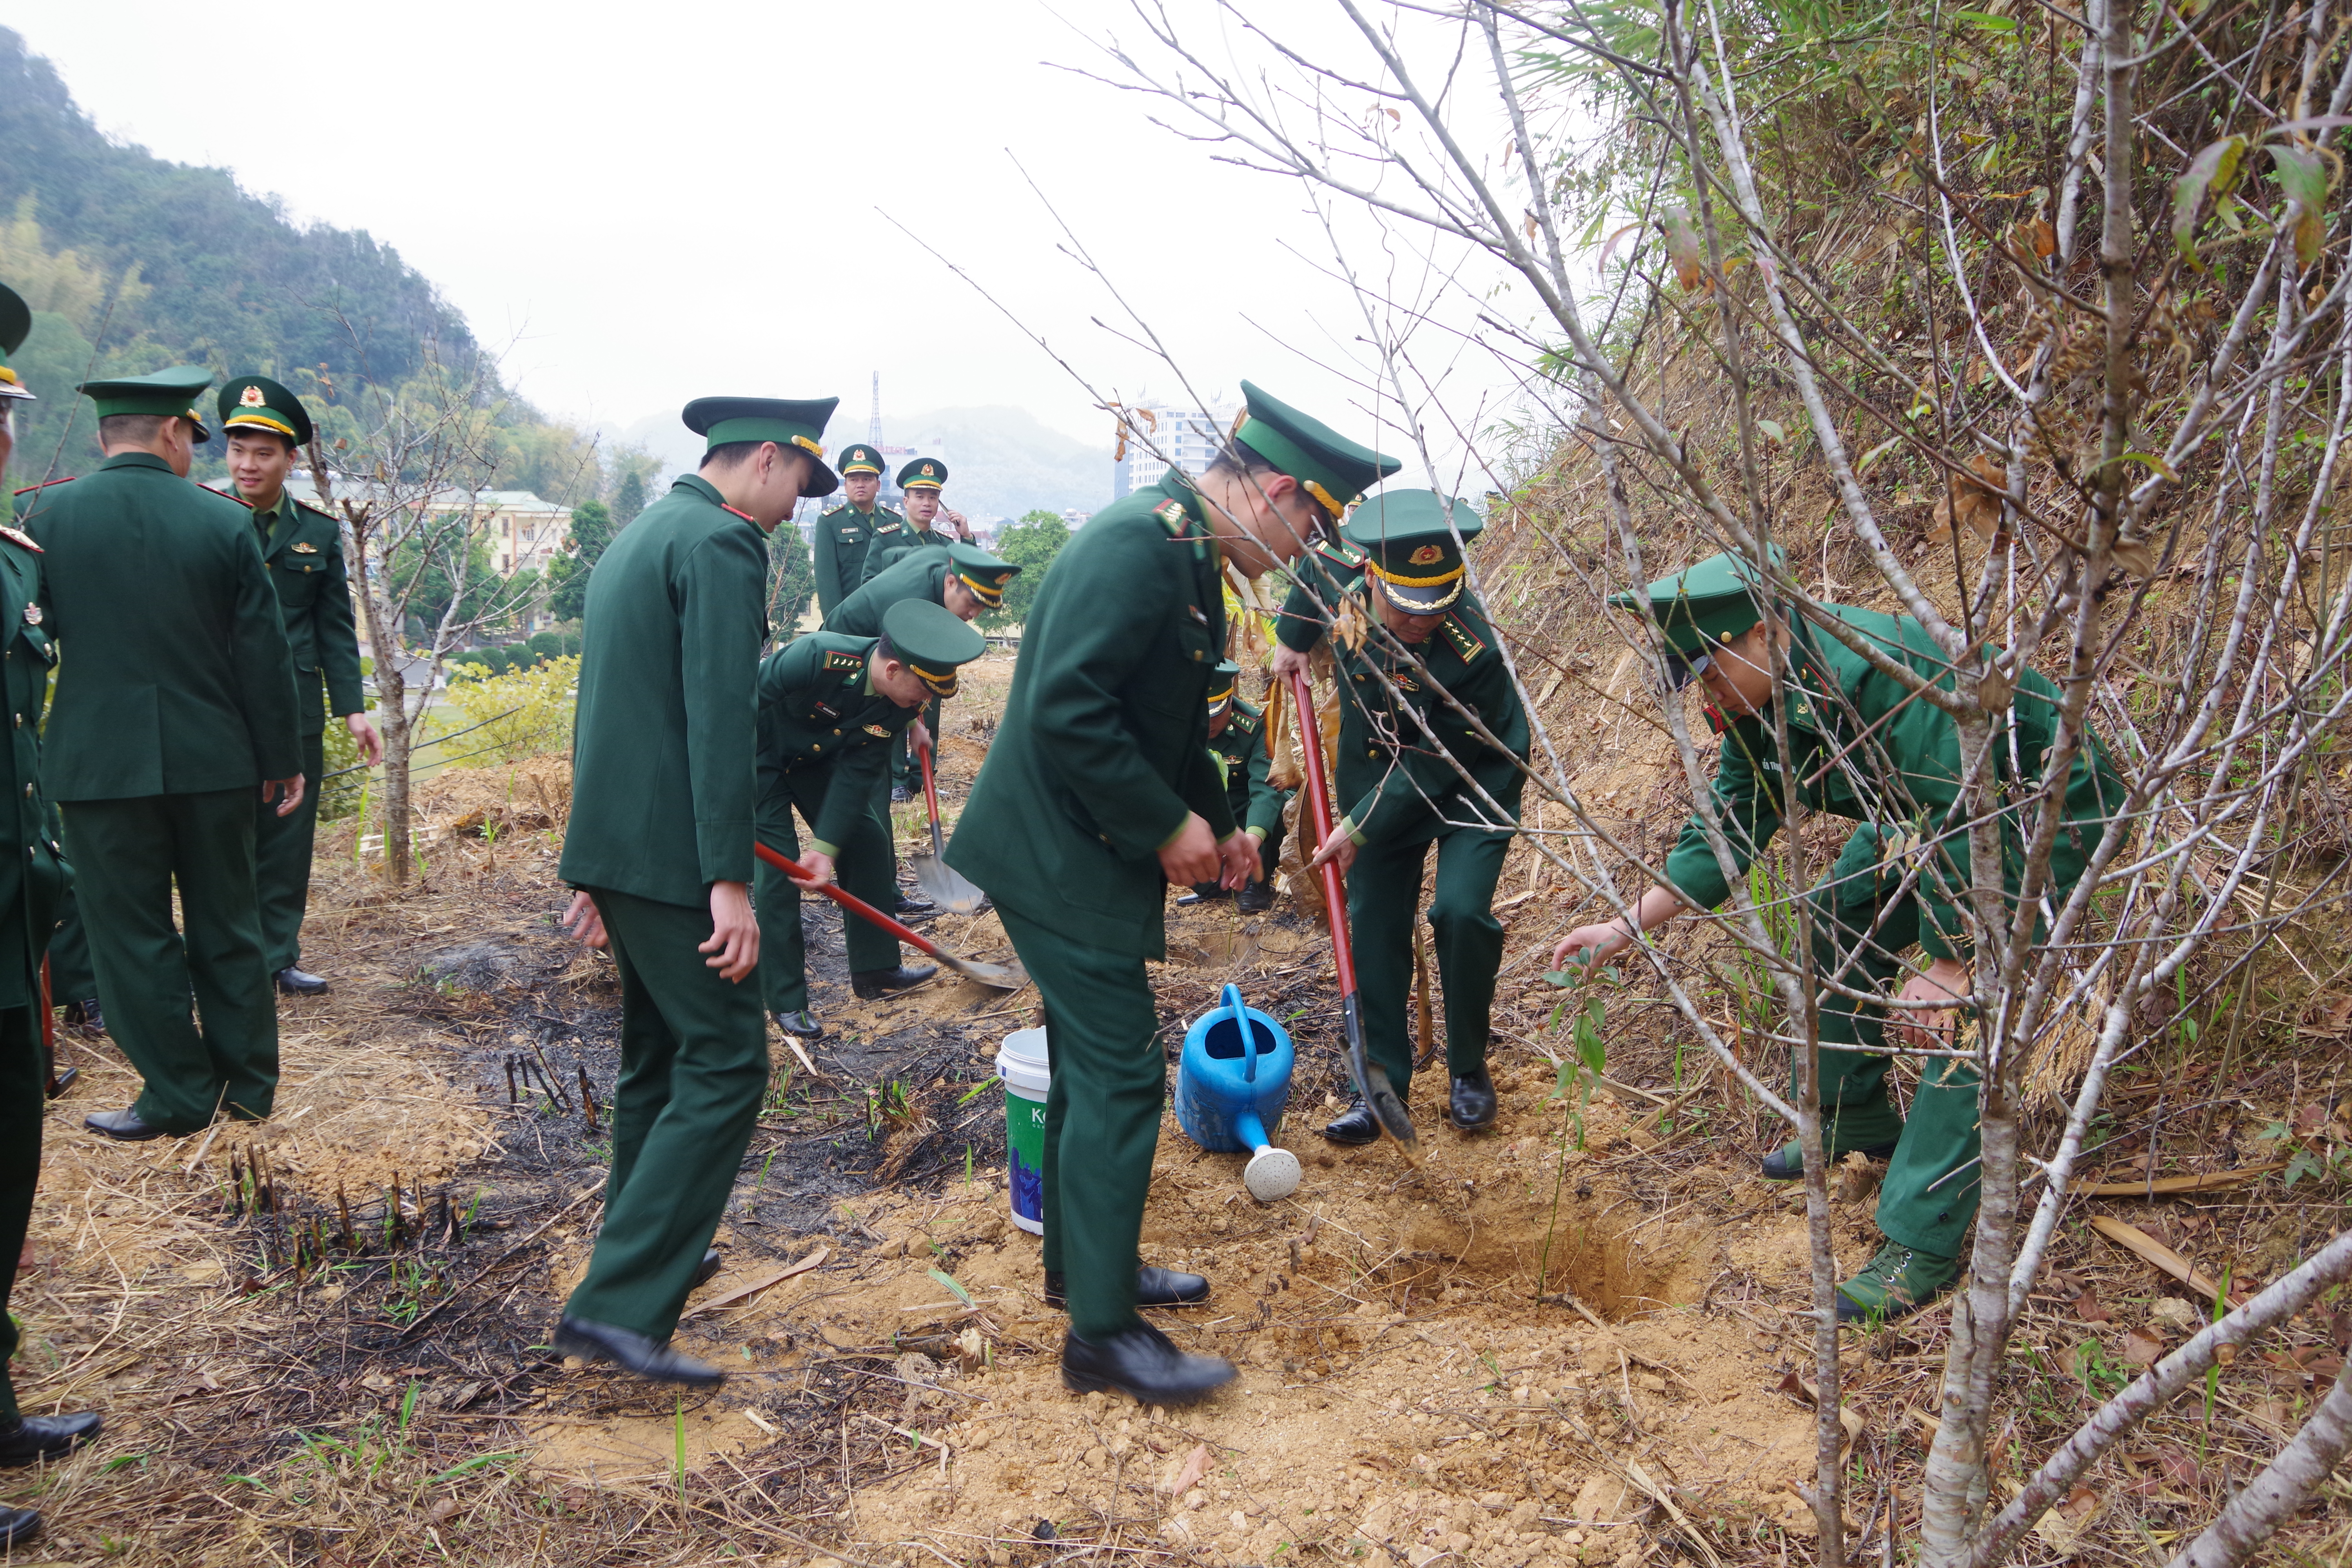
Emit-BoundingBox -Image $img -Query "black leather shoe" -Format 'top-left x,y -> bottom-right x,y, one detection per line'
773,1009 -> 820,1038
890,784 -> 913,804
85,1107 -> 167,1141
45,1065 -> 78,1100
0,1410 -> 102,1466
851,965 -> 938,999
1759,1138 -> 1900,1181
895,891 -> 935,915
1235,882 -> 1275,914
690,1249 -> 722,1290
1321,1096 -> 1382,1146
553,1316 -> 724,1387
1044,1266 -> 1210,1310
62,997 -> 103,1034
1448,1068 -> 1497,1131
274,967 -> 329,996
0,1505 -> 38,1548
1061,1324 -> 1234,1406
1174,886 -> 1229,907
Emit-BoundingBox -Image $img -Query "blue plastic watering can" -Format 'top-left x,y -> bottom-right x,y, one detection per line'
1174,984 -> 1302,1202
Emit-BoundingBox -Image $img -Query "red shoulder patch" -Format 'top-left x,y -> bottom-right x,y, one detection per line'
720,502 -> 757,524
9,476 -> 73,498
200,482 -> 255,508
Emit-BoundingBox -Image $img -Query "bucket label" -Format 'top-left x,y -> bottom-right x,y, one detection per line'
1006,1091 -> 1048,1224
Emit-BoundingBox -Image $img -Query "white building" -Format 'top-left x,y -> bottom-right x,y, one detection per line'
1112,402 -> 1236,499
468,491 -> 574,576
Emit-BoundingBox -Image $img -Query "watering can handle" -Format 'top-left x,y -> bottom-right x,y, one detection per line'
1221,982 -> 1258,1084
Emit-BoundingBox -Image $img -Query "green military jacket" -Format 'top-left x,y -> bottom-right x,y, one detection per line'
22,453 -> 301,800
757,631 -> 917,855
209,485 -> 367,735
826,545 -> 952,638
1664,606 -> 2128,959
1274,534 -> 1368,646
946,480 -> 1234,957
1279,578 -> 1529,842
813,501 -> 907,619
0,524 -> 67,1009
860,524 -> 955,586
560,474 -> 768,906
1210,698 -> 1289,840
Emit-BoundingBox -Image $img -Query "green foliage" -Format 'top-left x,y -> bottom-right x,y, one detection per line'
317,715 -> 366,824
389,531 -> 496,639
438,655 -> 580,764
610,468 -> 648,528
769,519 -> 817,633
987,510 -> 1071,628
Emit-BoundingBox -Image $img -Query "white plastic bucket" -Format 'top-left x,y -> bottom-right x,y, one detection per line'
994,1027 -> 1051,1235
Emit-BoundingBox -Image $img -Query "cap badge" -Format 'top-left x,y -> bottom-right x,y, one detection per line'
240,384 -> 267,407
1409,544 -> 1445,565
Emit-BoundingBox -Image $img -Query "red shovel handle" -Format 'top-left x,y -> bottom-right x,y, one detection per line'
754,840 -> 947,960
1288,669 -> 1357,999
918,737 -> 945,841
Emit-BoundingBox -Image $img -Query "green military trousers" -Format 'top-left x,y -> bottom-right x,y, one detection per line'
1802,826 -> 1984,1258
48,890 -> 95,1005
565,886 -> 769,1341
254,728 -> 327,975
62,788 -> 277,1132
0,1004 -> 38,1420
755,760 -> 902,1012
1348,778 -> 1524,1101
996,904 -> 1164,1340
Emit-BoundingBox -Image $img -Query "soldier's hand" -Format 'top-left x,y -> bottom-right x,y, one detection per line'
1552,922 -> 1632,972
1894,957 -> 1971,1049
1215,831 -> 1262,890
911,718 -> 933,754
944,507 -> 970,539
702,879 -> 760,983
1305,827 -> 1358,876
561,889 -> 608,950
348,713 -> 385,768
263,773 -> 306,817
1157,813 -> 1222,886
1270,644 -> 1311,681
793,851 -> 838,887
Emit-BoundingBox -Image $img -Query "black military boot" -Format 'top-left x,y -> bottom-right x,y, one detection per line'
1447,1067 -> 1497,1131
1321,1096 -> 1383,1146
1235,881 -> 1275,914
851,965 -> 938,999
274,967 -> 329,995
1061,1325 -> 1234,1406
1044,1266 -> 1210,1310
772,1009 -> 820,1038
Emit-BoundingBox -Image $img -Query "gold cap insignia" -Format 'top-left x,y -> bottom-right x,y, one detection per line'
240,384 -> 267,407
991,572 -> 1013,587
1408,544 -> 1445,566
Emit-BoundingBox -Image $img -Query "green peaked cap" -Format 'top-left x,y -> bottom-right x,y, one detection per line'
218,374 -> 314,445
682,396 -> 841,498
1342,489 -> 1484,613
1234,380 -> 1401,515
897,456 -> 947,491
80,364 -> 215,439
944,540 -> 1020,608
0,282 -> 33,402
881,598 -> 987,698
1206,658 -> 1241,714
837,443 -> 884,476
1607,545 -> 1788,657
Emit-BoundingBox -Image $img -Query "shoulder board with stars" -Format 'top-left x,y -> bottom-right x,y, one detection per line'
823,650 -> 866,672
1441,615 -> 1486,663
1314,537 -> 1366,569
9,477 -> 73,499
0,526 -> 41,554
821,503 -> 848,517
198,482 -> 254,509
1230,710 -> 1260,736
873,519 -> 901,535
1154,498 -> 1190,537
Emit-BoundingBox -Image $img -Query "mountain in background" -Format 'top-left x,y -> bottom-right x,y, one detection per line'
0,27 -> 601,498
619,403 -> 1109,522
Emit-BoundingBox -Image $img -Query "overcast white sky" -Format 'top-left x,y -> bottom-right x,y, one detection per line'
5,0 -> 1537,478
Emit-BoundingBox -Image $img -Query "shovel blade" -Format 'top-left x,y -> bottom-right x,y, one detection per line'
1340,993 -> 1420,1163
910,851 -> 988,916
943,953 -> 1028,991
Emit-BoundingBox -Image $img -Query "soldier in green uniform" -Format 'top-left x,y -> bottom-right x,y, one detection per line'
0,281 -> 102,1553
1274,493 -> 1528,1138
1175,661 -> 1290,915
22,367 -> 304,1142
828,540 -> 1019,925
864,458 -> 971,799
554,394 -> 838,1384
1552,550 -> 2125,1320
212,377 -> 381,996
947,382 -> 1396,1405
811,443 -> 904,621
755,600 -> 987,1036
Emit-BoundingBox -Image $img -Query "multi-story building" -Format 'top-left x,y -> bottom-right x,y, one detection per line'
1111,401 -> 1235,499
469,490 -> 574,576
